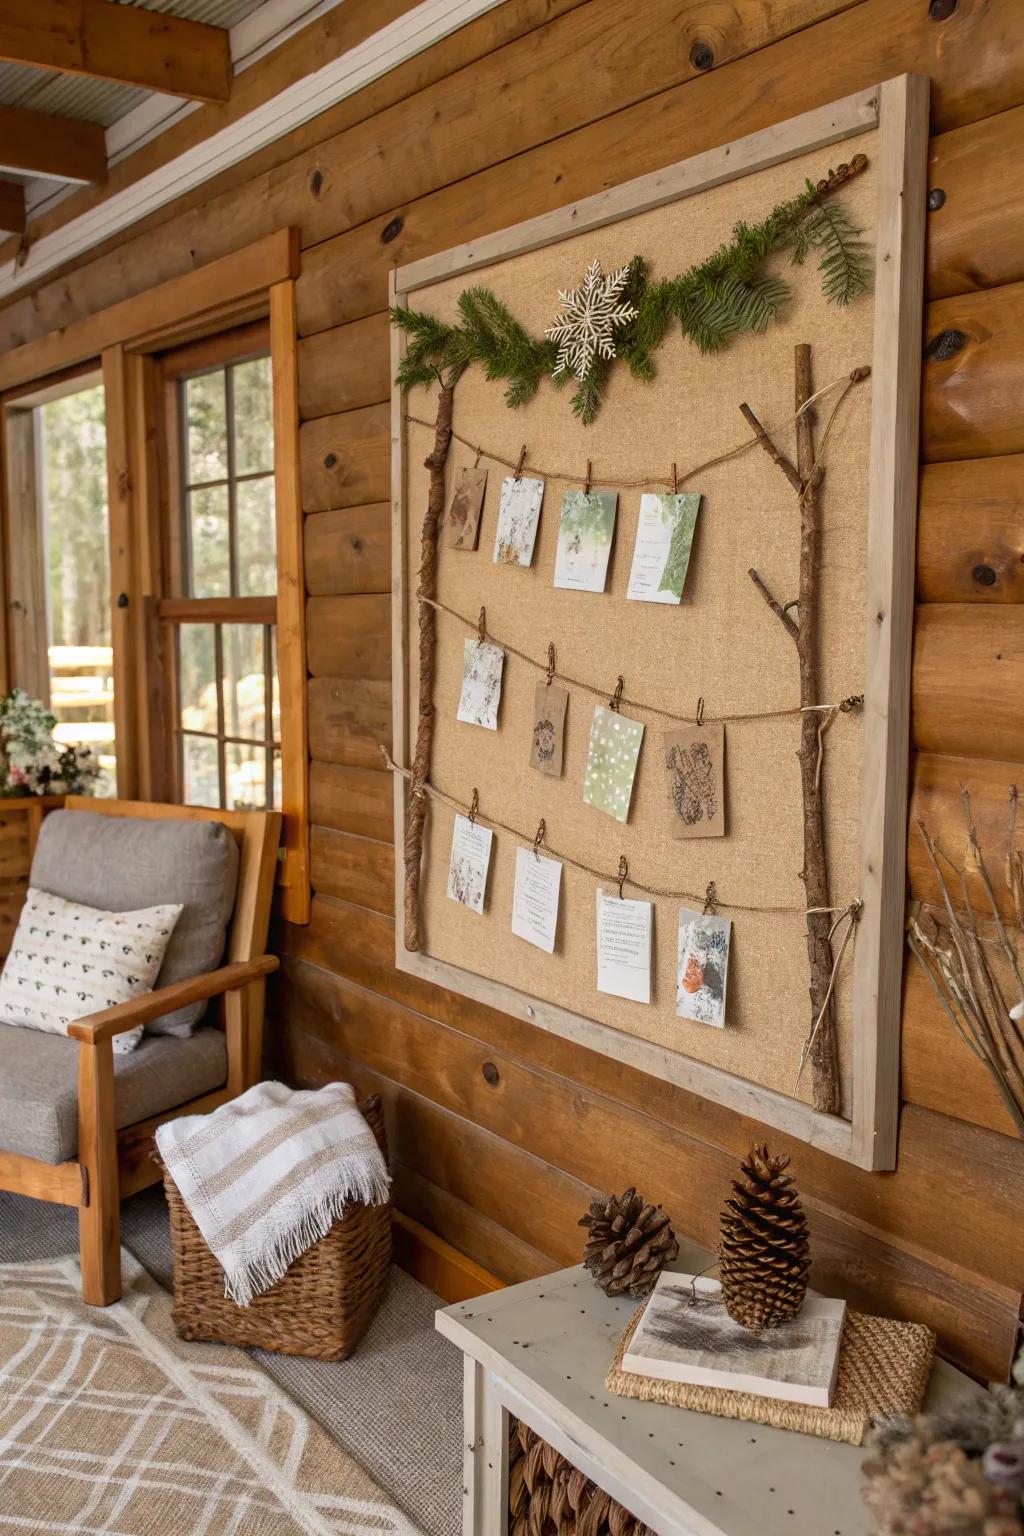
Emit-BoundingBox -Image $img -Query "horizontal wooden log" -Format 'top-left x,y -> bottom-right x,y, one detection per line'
917,455 -> 1024,602
301,405 -> 389,512
307,676 -> 391,769
310,824 -> 394,914
928,104 -> 1024,300
922,283 -> 1024,463
912,605 -> 1024,761
298,313 -> 390,420
902,959 -> 1016,1138
309,760 -> 393,841
306,593 -> 391,679
304,503 -> 390,596
909,750 -> 1024,922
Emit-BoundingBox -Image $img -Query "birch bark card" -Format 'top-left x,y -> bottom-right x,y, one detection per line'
493,475 -> 545,565
627,492 -> 702,603
445,466 -> 488,550
596,888 -> 653,1004
676,907 -> 731,1027
529,681 -> 568,776
553,489 -> 618,592
663,721 -> 725,838
583,705 -> 644,822
447,815 -> 494,914
457,638 -> 505,730
511,847 -> 562,953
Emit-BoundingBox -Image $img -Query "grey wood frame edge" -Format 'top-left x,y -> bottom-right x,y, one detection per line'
390,79 -> 929,1173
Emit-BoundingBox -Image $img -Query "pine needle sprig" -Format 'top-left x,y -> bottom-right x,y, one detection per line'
793,192 -> 871,306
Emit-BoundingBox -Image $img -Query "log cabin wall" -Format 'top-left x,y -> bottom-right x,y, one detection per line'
1,0 -> 1023,1380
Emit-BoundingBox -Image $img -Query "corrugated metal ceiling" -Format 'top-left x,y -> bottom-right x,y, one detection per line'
0,0 -> 267,126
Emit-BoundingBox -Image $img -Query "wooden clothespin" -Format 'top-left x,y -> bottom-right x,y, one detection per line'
468,788 -> 480,825
583,459 -> 592,496
696,696 -> 705,728
546,642 -> 556,687
514,445 -> 527,481
477,606 -> 487,643
617,855 -> 629,900
473,444 -> 482,467
609,676 -> 624,713
533,819 -> 547,859
671,462 -> 678,495
703,880 -> 718,916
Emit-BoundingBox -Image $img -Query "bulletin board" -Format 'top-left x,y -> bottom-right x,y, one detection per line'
389,79 -> 928,1171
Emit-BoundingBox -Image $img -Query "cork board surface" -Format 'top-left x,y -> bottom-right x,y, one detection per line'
402,131 -> 877,1107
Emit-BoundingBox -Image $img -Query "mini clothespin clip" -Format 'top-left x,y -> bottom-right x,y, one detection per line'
468,788 -> 479,825
583,459 -> 592,496
473,444 -> 482,468
696,696 -> 705,728
514,444 -> 527,481
546,642 -> 556,687
671,462 -> 678,496
617,855 -> 629,900
703,880 -> 718,916
477,606 -> 487,644
609,676 -> 624,713
533,819 -> 546,859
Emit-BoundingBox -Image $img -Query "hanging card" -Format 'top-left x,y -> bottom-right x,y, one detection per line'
583,704 -> 644,822
493,475 -> 545,566
529,680 -> 568,776
445,466 -> 488,550
596,887 -> 653,1004
676,907 -> 731,1027
627,492 -> 702,603
553,488 -> 618,592
511,846 -> 562,953
456,638 -> 505,730
663,721 -> 725,838
447,814 -> 494,914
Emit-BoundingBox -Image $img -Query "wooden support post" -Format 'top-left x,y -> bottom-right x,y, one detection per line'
77,1040 -> 121,1305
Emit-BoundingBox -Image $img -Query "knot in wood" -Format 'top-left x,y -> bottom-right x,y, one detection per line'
926,328 -> 968,363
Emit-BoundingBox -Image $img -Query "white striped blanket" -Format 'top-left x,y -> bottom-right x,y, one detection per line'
156,1080 -> 391,1306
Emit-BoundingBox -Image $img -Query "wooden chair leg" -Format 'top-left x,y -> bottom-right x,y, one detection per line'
77,1039 -> 122,1306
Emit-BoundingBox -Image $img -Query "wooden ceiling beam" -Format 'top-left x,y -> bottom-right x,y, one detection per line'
0,1 -> 232,104
0,103 -> 106,184
0,179 -> 25,234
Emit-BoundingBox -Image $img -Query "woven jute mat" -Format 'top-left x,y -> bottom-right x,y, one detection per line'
606,1304 -> 935,1446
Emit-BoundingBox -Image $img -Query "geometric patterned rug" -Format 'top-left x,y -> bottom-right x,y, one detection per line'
0,1251 -> 423,1536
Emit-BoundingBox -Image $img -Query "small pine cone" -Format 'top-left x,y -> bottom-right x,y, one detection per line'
718,1144 -> 810,1331
579,1186 -> 679,1299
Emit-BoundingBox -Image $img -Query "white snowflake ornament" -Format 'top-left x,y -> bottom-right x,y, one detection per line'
545,259 -> 637,384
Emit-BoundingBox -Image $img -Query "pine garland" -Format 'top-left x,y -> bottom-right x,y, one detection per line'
392,156 -> 871,425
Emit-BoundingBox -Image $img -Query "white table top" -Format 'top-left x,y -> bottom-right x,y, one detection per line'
437,1248 -> 977,1536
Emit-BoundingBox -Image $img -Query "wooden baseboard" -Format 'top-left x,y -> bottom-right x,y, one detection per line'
393,1209 -> 504,1303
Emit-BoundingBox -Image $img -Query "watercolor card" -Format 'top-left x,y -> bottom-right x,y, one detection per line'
447,814 -> 494,914
676,906 -> 731,1028
583,704 -> 644,823
553,488 -> 618,593
456,638 -> 505,731
627,492 -> 701,603
493,475 -> 545,566
445,466 -> 488,550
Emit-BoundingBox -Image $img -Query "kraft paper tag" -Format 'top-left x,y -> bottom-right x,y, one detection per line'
663,721 -> 725,838
530,681 -> 568,776
446,466 -> 488,550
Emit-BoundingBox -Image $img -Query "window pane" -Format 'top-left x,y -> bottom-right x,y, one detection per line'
186,370 -> 228,484
189,484 -> 230,597
226,741 -> 268,810
38,385 -> 117,796
236,475 -> 276,596
182,733 -> 220,807
178,624 -> 217,735
233,357 -> 273,476
222,624 -> 266,741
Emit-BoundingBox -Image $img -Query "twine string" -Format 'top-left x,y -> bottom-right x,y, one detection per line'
794,899 -> 863,1088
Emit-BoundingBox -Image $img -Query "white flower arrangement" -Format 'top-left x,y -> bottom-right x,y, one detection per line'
0,689 -> 101,797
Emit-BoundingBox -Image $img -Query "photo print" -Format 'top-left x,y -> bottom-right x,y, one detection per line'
676,906 -> 731,1027
493,475 -> 545,566
456,638 -> 505,731
445,466 -> 488,550
529,680 -> 568,777
446,814 -> 494,915
627,492 -> 702,604
663,721 -> 725,838
583,705 -> 644,823
553,488 -> 618,593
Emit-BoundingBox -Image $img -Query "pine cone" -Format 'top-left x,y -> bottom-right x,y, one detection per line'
579,1187 -> 679,1299
718,1144 -> 810,1331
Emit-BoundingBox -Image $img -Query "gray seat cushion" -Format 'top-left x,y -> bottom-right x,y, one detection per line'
29,811 -> 240,1037
0,1023 -> 227,1163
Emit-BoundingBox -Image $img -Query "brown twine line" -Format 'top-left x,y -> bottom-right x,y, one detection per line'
420,594 -> 864,728
794,899 -> 863,1088
404,364 -> 867,491
380,748 -> 859,917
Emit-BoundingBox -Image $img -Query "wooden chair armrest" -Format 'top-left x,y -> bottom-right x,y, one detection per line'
67,956 -> 279,1045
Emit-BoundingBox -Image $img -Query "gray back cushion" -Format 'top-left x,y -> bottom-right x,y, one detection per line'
30,810 -> 240,1037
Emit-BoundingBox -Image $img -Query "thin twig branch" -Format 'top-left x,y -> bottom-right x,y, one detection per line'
748,568 -> 800,642
740,401 -> 803,494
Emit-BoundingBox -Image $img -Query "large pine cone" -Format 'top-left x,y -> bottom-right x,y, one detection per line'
579,1187 -> 679,1299
718,1144 -> 809,1331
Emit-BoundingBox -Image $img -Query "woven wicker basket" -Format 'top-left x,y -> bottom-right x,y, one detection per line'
163,1094 -> 392,1361
509,1418 -> 652,1536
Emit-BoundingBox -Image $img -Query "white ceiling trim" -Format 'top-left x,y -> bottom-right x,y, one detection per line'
4,0 -> 504,303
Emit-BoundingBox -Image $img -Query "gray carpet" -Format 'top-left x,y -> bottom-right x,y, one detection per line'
0,1184 -> 463,1536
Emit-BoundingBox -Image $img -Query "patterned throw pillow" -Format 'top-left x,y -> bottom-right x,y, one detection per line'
0,888 -> 184,1055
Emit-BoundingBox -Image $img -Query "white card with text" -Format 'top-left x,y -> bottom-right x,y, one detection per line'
596,887 -> 653,1004
511,846 -> 562,953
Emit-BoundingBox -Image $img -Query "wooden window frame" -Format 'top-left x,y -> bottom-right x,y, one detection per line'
0,230 -> 310,924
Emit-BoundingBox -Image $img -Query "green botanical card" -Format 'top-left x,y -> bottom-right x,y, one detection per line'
553,488 -> 618,592
583,704 -> 644,822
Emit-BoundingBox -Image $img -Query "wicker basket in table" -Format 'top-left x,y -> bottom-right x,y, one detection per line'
163,1093 -> 392,1361
509,1419 -> 651,1536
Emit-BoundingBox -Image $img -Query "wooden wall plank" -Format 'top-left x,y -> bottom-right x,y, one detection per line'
301,405 -> 389,512
917,455 -> 1024,602
305,504 -> 390,596
307,676 -> 391,769
902,961 -> 1016,1138
306,594 -> 391,679
310,824 -> 394,914
393,1164 -> 553,1285
922,283 -> 1024,463
298,313 -> 391,420
309,760 -> 393,840
908,749 -> 1024,920
928,104 -> 1024,300
912,605 -> 1024,760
